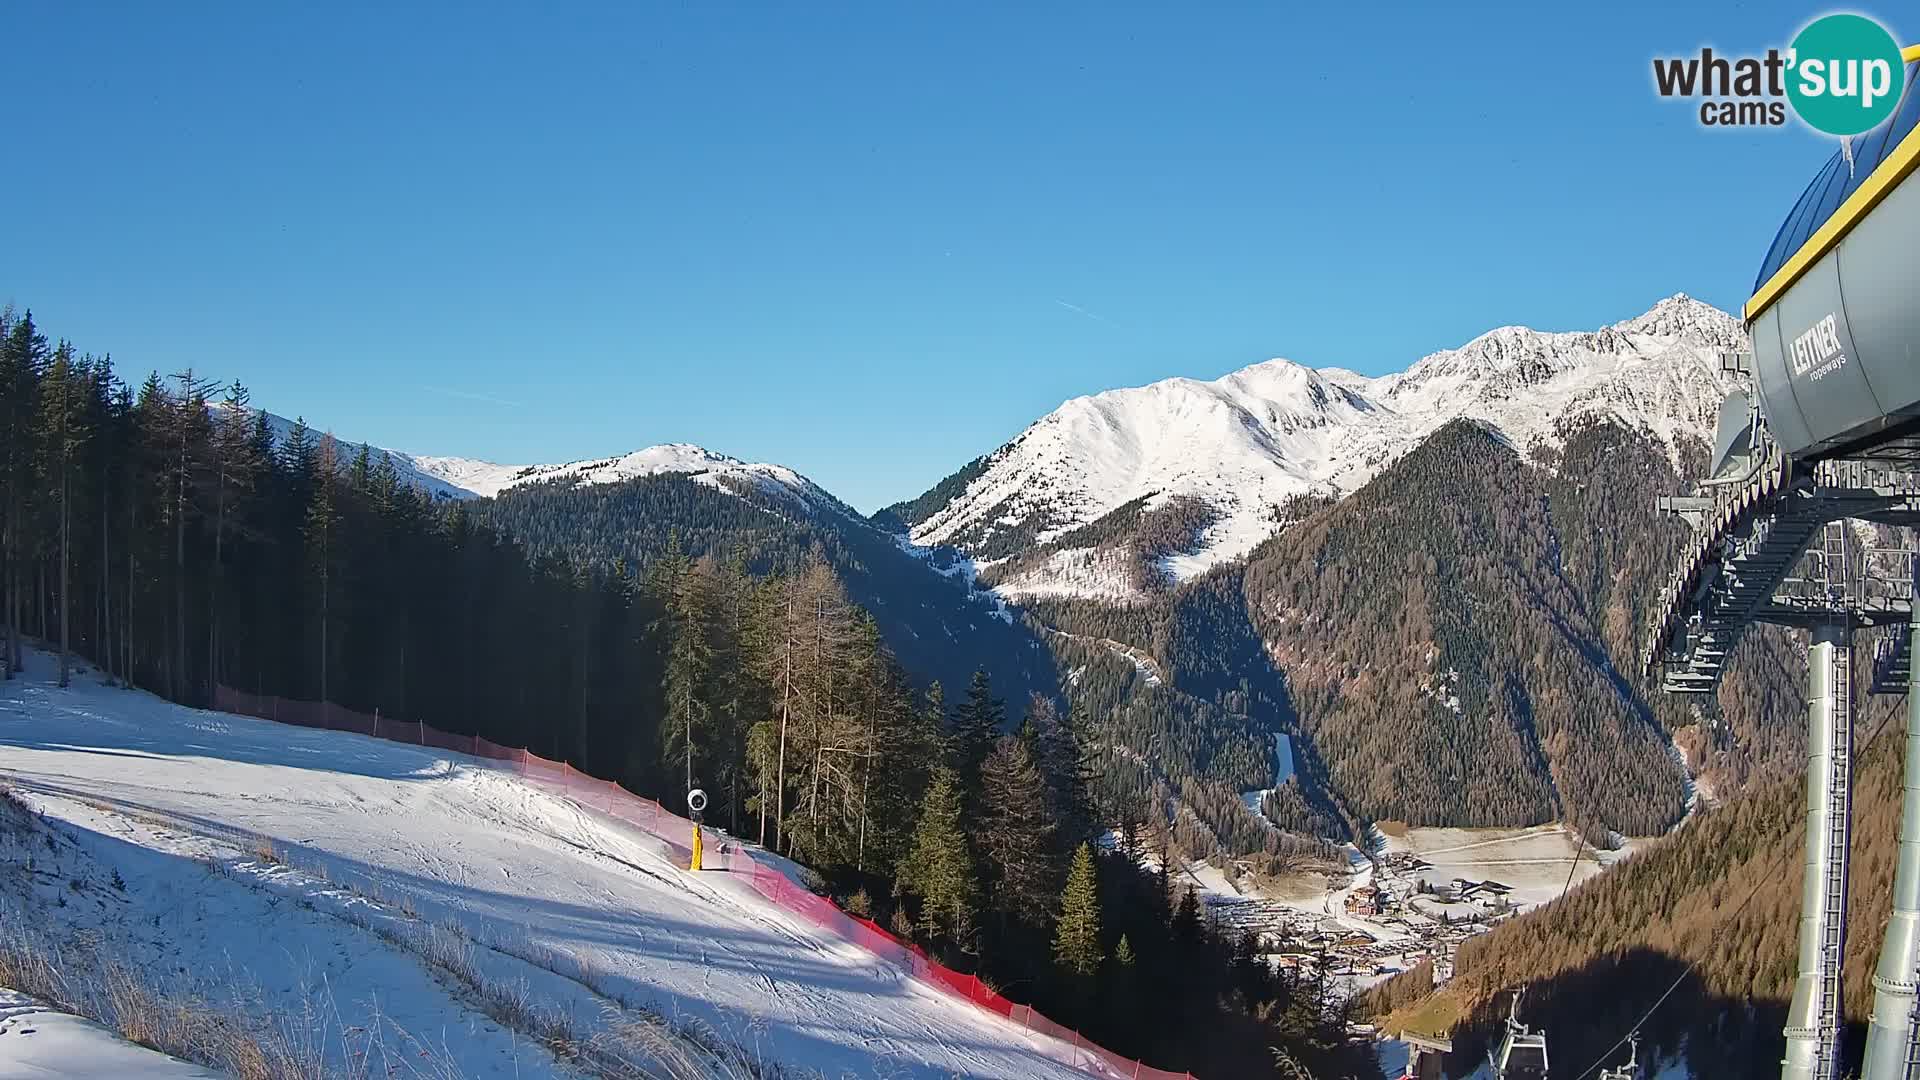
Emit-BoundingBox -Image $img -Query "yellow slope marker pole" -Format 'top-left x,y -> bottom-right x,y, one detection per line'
687,788 -> 708,871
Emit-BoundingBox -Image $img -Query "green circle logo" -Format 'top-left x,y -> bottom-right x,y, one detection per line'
1787,14 -> 1906,136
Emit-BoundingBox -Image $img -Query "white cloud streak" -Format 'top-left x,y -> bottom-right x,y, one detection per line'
420,385 -> 524,408
1054,299 -> 1125,329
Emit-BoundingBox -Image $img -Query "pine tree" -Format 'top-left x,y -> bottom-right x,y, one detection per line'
712,553 -> 759,835
1026,692 -> 1098,849
899,767 -> 977,946
1173,884 -> 1201,945
951,668 -> 1004,800
923,680 -> 947,755
306,435 -> 341,704
207,380 -> 259,694
754,566 -> 808,850
163,370 -> 215,702
36,343 -> 90,687
127,373 -> 171,688
85,359 -> 123,687
977,735 -> 1059,926
1053,841 -> 1103,977
1233,927 -> 1271,1002
1,311 -> 49,677
661,556 -> 717,794
1114,933 -> 1135,967
789,559 -> 857,863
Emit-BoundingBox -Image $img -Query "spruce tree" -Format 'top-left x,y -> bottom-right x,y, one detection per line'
305,435 -> 341,704
36,343 -> 90,687
207,380 -> 259,695
1,312 -> 49,677
899,767 -> 977,945
1053,842 -> 1103,977
1026,692 -> 1098,849
1173,884 -> 1202,945
923,680 -> 947,755
977,735 -> 1059,926
661,556 -> 718,793
950,668 -> 1003,800
163,370 -> 215,702
1233,927 -> 1271,1002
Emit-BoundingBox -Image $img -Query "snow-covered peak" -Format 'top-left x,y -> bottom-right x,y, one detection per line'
443,442 -> 843,512
229,407 -> 842,515
1612,292 -> 1745,349
907,295 -> 1739,601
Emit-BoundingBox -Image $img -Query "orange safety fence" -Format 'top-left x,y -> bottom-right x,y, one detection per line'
212,686 -> 1194,1080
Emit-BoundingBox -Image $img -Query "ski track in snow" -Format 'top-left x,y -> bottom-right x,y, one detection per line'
0,651 -> 1091,1080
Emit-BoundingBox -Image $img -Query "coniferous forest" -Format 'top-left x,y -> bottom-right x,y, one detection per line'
0,308 -> 1381,1078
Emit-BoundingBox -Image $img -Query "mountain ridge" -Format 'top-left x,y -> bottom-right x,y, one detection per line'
239,293 -> 1775,850
891,294 -> 1741,602
268,292 -> 1740,615
229,406 -> 845,515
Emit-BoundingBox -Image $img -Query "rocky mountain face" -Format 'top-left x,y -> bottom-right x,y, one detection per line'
888,294 -> 1741,604
917,295 -> 1808,851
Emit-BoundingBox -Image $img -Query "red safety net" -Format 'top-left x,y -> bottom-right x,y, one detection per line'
211,686 -> 1194,1080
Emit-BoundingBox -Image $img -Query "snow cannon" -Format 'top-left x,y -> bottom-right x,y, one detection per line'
1745,46 -> 1920,465
687,788 -> 707,871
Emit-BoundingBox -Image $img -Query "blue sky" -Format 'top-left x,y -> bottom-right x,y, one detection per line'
0,2 -> 1891,510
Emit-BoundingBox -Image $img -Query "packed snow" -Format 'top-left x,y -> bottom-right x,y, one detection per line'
0,650 -> 1094,1080
909,294 -> 1739,600
0,988 -> 220,1079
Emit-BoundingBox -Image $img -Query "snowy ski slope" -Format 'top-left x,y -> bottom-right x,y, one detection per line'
0,651 -> 1091,1079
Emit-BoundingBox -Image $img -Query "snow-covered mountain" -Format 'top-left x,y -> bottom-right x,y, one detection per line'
234,408 -> 845,515
897,294 -> 1742,601
229,411 -> 1051,705
408,443 -> 847,512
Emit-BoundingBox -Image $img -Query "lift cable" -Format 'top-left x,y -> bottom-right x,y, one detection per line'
1567,685 -> 1907,1080
1557,830 -> 1582,901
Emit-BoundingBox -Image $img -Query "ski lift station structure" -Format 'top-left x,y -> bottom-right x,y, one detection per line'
1645,44 -> 1920,1080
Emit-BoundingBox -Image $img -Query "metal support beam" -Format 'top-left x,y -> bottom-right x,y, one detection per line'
1862,599 -> 1920,1080
1784,623 -> 1855,1080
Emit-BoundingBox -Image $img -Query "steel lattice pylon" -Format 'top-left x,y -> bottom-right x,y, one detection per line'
1646,352 -> 1920,1080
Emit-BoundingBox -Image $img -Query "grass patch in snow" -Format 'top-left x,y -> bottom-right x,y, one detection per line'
52,786 -> 816,1080
0,916 -> 463,1080
357,912 -> 802,1080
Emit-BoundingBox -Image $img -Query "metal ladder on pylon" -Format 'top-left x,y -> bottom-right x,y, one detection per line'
1902,576 -> 1920,1080
1820,649 -> 1851,1080
1816,521 -> 1853,1080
